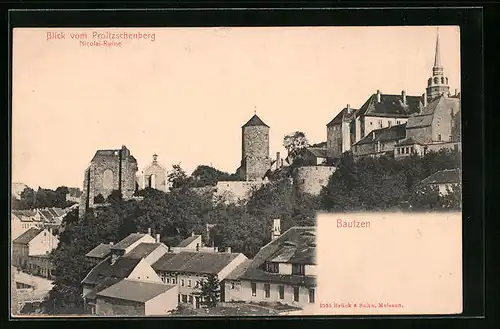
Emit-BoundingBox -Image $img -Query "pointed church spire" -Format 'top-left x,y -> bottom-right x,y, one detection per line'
434,27 -> 442,68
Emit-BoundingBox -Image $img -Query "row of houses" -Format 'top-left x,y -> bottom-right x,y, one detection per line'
12,228 -> 59,279
11,205 -> 75,240
81,220 -> 315,316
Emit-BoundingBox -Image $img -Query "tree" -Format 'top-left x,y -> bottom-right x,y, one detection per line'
191,165 -> 239,187
407,184 -> 442,211
168,164 -> 192,189
441,183 -> 462,210
195,274 -> 221,308
106,190 -> 122,204
19,187 -> 36,209
283,131 -> 309,160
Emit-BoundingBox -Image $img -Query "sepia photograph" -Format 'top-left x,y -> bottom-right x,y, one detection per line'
11,25 -> 462,317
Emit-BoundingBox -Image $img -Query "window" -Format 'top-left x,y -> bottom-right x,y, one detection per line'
266,262 -> 279,273
292,264 -> 306,276
411,146 -> 414,154
293,287 -> 300,302
251,282 -> 257,297
388,121 -> 392,127
172,278 -> 176,284
309,289 -> 315,303
397,120 -> 401,125
279,285 -> 285,299
438,134 -> 442,141
264,284 -> 270,298
397,148 -> 400,155
231,282 -> 235,289
378,120 -> 383,128
181,279 -> 185,287
370,122 -> 372,125
189,295 -> 193,304
188,280 -> 192,287
182,295 -> 188,303
166,277 -> 170,284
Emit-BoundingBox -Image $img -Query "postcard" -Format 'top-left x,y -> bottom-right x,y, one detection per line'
11,25 -> 462,317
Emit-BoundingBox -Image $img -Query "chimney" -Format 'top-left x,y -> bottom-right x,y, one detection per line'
401,90 -> 407,105
191,232 -> 195,237
155,234 -> 160,243
454,89 -> 458,96
276,152 -> 281,169
347,104 -> 351,111
226,247 -> 231,253
376,90 -> 381,103
423,91 -> 428,107
109,242 -> 114,246
147,228 -> 151,235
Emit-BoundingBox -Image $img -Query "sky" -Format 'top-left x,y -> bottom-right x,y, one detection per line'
12,26 -> 460,190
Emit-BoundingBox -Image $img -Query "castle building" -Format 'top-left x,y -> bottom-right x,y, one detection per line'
79,145 -> 138,217
237,114 -> 271,181
136,154 -> 168,192
328,29 -> 460,161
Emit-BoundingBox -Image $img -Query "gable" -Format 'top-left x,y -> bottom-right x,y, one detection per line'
127,259 -> 162,283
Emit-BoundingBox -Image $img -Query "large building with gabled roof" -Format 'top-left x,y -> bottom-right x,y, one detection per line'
327,29 -> 460,161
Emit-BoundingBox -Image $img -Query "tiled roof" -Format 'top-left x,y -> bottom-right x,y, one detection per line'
123,243 -> 163,259
13,228 -> 43,245
248,227 -> 316,270
151,253 -> 180,271
357,93 -> 422,118
96,279 -> 176,303
84,277 -> 122,300
152,251 -> 242,275
306,147 -> 327,158
421,169 -> 461,185
81,257 -> 141,285
327,107 -> 358,126
176,235 -> 201,247
395,136 -> 426,146
225,259 -> 253,281
353,124 -> 407,146
85,243 -> 113,259
406,95 -> 460,129
239,226 -> 316,286
52,208 -> 66,217
12,209 -> 37,218
242,114 -> 269,128
111,233 -> 147,251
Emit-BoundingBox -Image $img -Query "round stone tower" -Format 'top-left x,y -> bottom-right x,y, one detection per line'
426,29 -> 450,103
240,114 -> 270,181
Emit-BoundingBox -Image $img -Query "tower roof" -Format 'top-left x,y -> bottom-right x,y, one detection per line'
434,28 -> 442,68
242,114 -> 269,128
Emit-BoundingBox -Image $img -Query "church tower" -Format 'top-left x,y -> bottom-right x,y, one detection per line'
239,114 -> 270,181
426,28 -> 450,103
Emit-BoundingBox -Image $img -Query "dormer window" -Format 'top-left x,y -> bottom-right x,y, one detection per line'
265,262 -> 279,273
292,264 -> 305,276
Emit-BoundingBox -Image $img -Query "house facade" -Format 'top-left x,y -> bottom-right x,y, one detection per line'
136,154 -> 168,192
12,228 -> 59,270
152,249 -> 248,308
236,224 -> 316,309
95,279 -> 178,316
